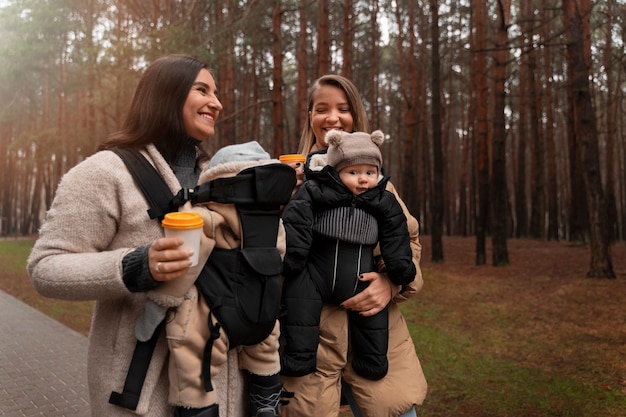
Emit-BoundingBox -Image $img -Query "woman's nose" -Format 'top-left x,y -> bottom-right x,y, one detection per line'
210,96 -> 223,111
326,109 -> 339,121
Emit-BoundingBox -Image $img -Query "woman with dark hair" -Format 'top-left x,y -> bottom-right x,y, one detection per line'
27,55 -> 246,417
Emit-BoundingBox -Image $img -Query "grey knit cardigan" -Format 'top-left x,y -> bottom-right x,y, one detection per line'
27,145 -> 245,417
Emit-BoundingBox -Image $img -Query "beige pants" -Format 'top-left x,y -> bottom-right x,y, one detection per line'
280,303 -> 427,417
166,287 -> 280,408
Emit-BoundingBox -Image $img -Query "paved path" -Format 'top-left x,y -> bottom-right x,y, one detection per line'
0,290 -> 90,416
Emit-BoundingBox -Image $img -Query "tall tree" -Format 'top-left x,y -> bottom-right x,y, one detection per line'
216,0 -> 237,148
430,0 -> 444,262
541,0 -> 560,241
562,0 -> 615,278
271,0 -> 285,156
341,0 -> 354,80
491,0 -> 511,266
316,0 -> 330,76
471,0 -> 489,265
393,1 -> 419,214
602,0 -> 618,241
522,0 -> 545,240
368,0 -> 380,130
515,40 -> 529,238
295,0 -> 309,153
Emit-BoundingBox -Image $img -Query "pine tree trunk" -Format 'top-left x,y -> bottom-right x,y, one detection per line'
491,0 -> 510,266
271,1 -> 285,156
430,0 -> 444,262
562,0 -> 615,278
472,0 -> 489,265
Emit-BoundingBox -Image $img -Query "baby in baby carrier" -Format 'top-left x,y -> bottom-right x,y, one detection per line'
135,141 -> 295,417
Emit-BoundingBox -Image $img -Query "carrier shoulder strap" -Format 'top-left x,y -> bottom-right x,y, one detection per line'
109,322 -> 163,410
109,148 -> 174,410
112,147 -> 175,221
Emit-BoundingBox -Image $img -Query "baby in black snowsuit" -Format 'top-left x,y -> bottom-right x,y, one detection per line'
280,129 -> 416,380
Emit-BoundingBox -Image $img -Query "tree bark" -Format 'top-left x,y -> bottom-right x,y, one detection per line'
430,0 -> 444,262
271,1 -> 285,157
541,0 -> 559,241
394,1 -> 419,214
217,0 -> 237,148
603,0 -> 618,241
491,0 -> 511,266
341,0 -> 353,80
316,0 -> 330,76
295,0 -> 309,153
562,0 -> 615,278
472,0 -> 489,265
368,0 -> 380,130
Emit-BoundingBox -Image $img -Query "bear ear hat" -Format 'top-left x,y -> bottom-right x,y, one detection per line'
324,129 -> 344,147
370,130 -> 384,147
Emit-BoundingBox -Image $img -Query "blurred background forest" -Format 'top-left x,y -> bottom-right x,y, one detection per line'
0,0 -> 625,271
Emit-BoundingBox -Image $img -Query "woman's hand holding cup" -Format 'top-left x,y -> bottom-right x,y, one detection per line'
279,154 -> 305,192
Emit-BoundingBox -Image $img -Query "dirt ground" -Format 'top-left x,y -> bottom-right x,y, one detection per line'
419,235 -> 626,282
417,235 -> 626,393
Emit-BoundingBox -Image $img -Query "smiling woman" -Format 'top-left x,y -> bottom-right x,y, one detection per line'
182,74 -> 222,141
26,54 -> 246,417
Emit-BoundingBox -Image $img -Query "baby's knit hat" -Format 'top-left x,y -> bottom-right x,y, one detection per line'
325,130 -> 384,173
207,140 -> 270,169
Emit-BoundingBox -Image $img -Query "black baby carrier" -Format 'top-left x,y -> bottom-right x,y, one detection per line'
108,147 -> 295,410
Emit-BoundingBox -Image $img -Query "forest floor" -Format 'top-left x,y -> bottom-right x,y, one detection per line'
421,234 -> 626,280
406,235 -> 626,417
3,237 -> 626,416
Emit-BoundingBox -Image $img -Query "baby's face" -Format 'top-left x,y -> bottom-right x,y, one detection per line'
338,164 -> 379,195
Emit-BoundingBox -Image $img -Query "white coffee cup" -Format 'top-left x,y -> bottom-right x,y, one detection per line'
161,212 -> 204,266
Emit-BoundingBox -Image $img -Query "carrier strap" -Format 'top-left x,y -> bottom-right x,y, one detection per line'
112,147 -> 175,221
202,317 -> 222,392
184,163 -> 296,207
108,147 -> 174,410
341,379 -> 365,417
109,322 -> 164,410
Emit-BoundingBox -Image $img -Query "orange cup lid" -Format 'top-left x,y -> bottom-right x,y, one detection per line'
279,154 -> 305,163
161,212 -> 204,229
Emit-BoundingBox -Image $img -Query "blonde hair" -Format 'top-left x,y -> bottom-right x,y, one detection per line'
298,74 -> 369,155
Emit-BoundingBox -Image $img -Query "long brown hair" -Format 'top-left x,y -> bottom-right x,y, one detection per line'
298,74 -> 369,155
99,54 -> 210,164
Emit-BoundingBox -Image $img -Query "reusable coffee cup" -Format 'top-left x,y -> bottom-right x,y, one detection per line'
279,153 -> 306,167
161,212 -> 204,266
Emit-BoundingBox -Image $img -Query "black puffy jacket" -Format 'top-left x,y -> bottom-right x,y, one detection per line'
282,164 -> 416,287
280,164 -> 416,378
